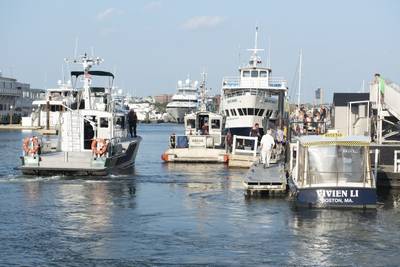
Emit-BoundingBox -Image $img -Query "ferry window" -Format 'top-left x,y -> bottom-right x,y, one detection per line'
255,108 -> 259,116
238,108 -> 243,116
243,71 -> 250,77
260,71 -> 268,77
230,109 -> 237,116
211,119 -> 220,129
187,119 -> 195,128
225,109 -> 230,116
251,71 -> 258,77
248,108 -> 254,115
242,108 -> 248,115
258,109 -> 265,116
100,117 -> 109,128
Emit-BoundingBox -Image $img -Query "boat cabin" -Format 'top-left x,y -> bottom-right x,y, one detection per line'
184,111 -> 224,146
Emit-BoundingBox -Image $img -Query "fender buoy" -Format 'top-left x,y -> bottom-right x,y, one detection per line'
22,136 -> 40,155
223,154 -> 229,163
91,138 -> 108,156
161,153 -> 168,162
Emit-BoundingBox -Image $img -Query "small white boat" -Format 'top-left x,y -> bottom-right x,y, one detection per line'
20,53 -> 141,176
288,133 -> 377,208
162,74 -> 227,163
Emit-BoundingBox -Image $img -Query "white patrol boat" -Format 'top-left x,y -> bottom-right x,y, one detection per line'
220,27 -> 288,136
20,53 -> 141,176
162,73 -> 227,163
288,133 -> 377,208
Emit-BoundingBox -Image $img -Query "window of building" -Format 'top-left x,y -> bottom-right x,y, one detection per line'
100,117 -> 109,128
251,71 -> 258,77
260,71 -> 268,77
242,71 -> 250,77
211,119 -> 220,129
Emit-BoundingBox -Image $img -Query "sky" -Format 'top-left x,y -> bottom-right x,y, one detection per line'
1,0 -> 399,103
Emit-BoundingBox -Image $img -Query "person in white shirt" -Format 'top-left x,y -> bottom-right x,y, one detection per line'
260,129 -> 275,168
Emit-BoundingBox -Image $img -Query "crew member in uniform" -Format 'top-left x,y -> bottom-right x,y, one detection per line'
128,108 -> 138,138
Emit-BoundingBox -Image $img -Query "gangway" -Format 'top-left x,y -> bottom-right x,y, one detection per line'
370,75 -> 400,144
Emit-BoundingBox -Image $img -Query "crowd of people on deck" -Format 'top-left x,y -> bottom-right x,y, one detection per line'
290,105 -> 329,136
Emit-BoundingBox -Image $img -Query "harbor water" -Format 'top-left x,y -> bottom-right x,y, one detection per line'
1,124 -> 400,266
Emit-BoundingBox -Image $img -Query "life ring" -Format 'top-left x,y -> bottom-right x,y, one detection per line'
91,138 -> 108,156
22,136 -> 40,155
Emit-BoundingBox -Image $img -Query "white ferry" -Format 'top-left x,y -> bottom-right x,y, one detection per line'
288,133 -> 377,208
20,53 -> 141,175
166,78 -> 198,123
220,27 -> 287,136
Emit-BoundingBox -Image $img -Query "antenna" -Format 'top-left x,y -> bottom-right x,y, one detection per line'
238,44 -> 241,68
61,63 -> 65,83
297,49 -> 303,107
91,46 -> 95,57
268,37 -> 271,68
247,26 -> 264,67
74,37 -> 79,58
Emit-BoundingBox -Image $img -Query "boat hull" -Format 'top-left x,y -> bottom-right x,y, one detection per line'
20,137 -> 142,176
166,107 -> 196,123
289,183 -> 377,208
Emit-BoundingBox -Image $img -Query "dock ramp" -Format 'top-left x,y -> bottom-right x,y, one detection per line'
244,162 -> 287,197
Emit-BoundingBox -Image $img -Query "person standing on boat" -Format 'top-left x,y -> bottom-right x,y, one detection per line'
260,129 -> 275,168
128,108 -> 138,138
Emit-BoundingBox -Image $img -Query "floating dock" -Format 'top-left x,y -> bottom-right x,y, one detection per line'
244,161 -> 287,197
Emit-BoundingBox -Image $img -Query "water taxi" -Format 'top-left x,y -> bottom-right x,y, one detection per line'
288,133 -> 377,208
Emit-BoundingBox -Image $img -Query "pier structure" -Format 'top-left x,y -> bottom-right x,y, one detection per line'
345,74 -> 400,188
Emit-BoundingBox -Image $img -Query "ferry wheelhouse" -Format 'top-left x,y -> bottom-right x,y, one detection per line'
220,27 -> 287,136
288,134 -> 377,208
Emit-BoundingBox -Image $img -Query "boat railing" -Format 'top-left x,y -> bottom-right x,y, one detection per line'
231,135 -> 258,158
222,76 -> 287,89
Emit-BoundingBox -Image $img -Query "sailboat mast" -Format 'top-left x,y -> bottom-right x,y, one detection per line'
297,49 -> 302,107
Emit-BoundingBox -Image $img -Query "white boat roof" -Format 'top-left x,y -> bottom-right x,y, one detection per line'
299,134 -> 371,146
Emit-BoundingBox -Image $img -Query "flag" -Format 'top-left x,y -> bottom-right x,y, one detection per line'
379,77 -> 385,95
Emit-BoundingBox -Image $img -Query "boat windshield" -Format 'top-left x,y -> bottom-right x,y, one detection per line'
306,145 -> 368,185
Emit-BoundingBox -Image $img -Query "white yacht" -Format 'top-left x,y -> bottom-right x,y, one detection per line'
21,80 -> 76,130
220,27 -> 288,136
20,53 -> 141,175
166,78 -> 199,123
